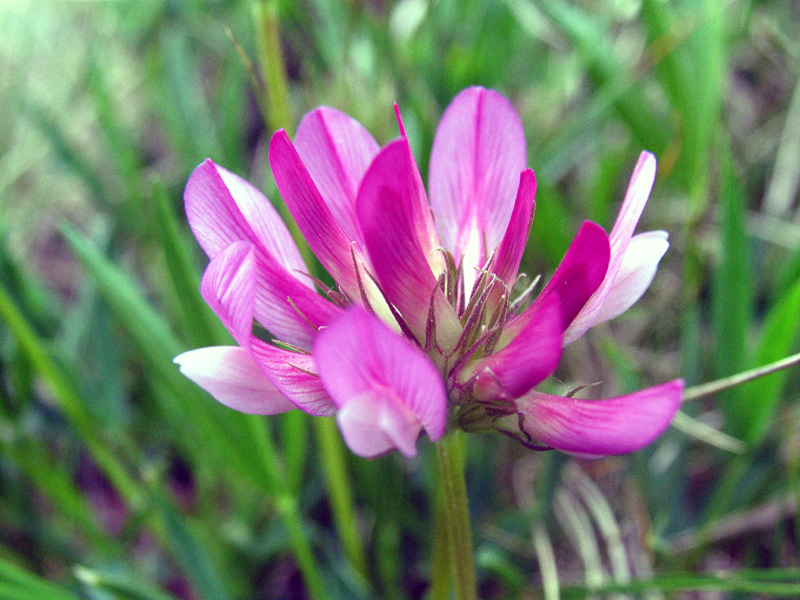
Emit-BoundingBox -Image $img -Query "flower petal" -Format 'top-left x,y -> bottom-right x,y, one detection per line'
335,393 -> 423,458
314,306 -> 448,456
200,240 -> 338,350
294,107 -> 380,245
502,221 -> 610,345
515,380 -> 684,456
174,346 -> 296,414
564,152 -> 657,343
357,138 -> 460,348
248,343 -> 336,416
470,290 -> 562,399
593,231 -> 669,325
270,130 -> 365,299
488,168 -> 536,298
185,159 -> 308,278
198,242 -> 337,415
429,87 -> 527,285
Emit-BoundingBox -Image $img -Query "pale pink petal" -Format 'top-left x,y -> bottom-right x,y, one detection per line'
200,241 -> 338,350
502,221 -> 610,345
429,87 -> 527,282
185,159 -> 308,279
294,107 -> 380,245
314,307 -> 448,452
174,346 -> 296,414
488,169 -> 536,296
335,393 -> 422,458
357,138 -> 460,348
470,290 -> 562,399
564,152 -> 657,342
592,231 -> 669,325
269,130 -> 365,299
515,380 -> 683,456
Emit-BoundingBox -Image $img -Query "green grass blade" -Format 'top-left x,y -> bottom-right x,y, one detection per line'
73,567 -> 180,600
726,275 -> 800,445
711,145 -> 752,394
148,490 -> 234,600
536,0 -> 670,153
60,224 -> 263,488
0,557 -> 80,600
0,281 -> 142,508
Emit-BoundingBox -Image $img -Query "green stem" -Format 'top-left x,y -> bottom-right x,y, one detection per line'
251,0 -> 293,135
250,0 -> 316,271
313,418 -> 370,583
434,431 -> 477,600
246,416 -> 327,600
683,350 -> 800,402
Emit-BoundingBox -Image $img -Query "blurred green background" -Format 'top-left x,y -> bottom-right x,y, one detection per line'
2,0 -> 800,598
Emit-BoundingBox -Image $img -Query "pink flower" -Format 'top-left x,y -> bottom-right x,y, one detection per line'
175,86 -> 682,459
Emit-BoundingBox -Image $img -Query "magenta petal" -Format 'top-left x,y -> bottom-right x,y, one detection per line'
516,380 -> 684,456
194,242 -> 336,415
185,159 -> 307,277
489,169 -> 536,292
269,130 -> 364,298
294,107 -> 380,245
471,290 -> 562,399
248,343 -> 336,416
357,138 -> 460,346
429,87 -> 527,279
564,152 -> 657,342
314,306 -> 448,454
174,346 -> 296,414
200,241 -> 256,344
504,221 -> 610,343
201,241 -> 339,352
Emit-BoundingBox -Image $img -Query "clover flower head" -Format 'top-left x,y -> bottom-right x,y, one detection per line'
175,86 -> 683,458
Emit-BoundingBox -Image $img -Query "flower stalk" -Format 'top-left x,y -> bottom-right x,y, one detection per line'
435,430 -> 477,600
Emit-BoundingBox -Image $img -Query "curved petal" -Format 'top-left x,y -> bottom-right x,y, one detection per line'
592,231 -> 669,325
564,152 -> 657,342
357,138 -> 460,348
515,380 -> 684,456
335,393 -> 423,458
294,107 -> 380,245
248,343 -> 336,416
470,290 -> 562,399
201,241 -> 338,350
185,159 -> 308,279
174,346 -> 296,415
314,307 -> 448,456
487,168 -> 536,305
429,87 -> 527,284
199,242 -> 337,415
270,130 -> 365,299
502,221 -> 610,346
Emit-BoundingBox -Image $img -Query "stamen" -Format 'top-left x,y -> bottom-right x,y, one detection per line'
459,268 -> 490,325
509,274 -> 542,312
293,270 -> 335,295
566,381 -> 603,398
424,275 -> 444,353
287,297 -> 320,331
286,362 -> 318,377
272,340 -> 312,355
351,246 -> 376,314
364,269 -> 420,346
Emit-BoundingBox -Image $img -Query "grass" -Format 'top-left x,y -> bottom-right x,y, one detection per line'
1,0 -> 799,598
